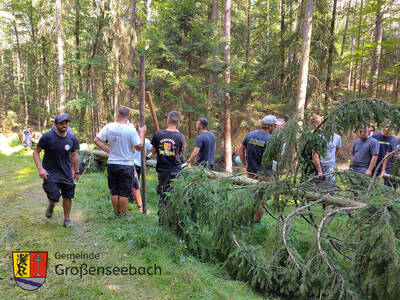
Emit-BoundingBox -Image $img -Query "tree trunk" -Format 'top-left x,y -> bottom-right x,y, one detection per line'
245,0 -> 251,69
11,3 -> 28,126
266,0 -> 270,52
292,0 -> 304,64
369,0 -> 384,97
224,0 -> 232,173
208,0 -> 218,101
347,21 -> 356,91
353,0 -> 363,93
127,0 -> 137,108
23,54 -> 29,126
56,0 -> 66,113
139,56 -> 147,213
296,0 -> 314,119
29,4 -> 40,130
324,0 -> 338,111
75,0 -> 82,93
358,36 -> 365,96
393,25 -> 400,99
113,0 -> 121,120
280,0 -> 286,90
0,49 -> 4,113
80,0 -> 106,135
340,0 -> 352,57
42,39 -> 50,129
288,0 -> 293,64
146,0 -> 152,50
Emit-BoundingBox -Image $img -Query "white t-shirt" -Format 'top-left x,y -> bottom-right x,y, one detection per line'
133,138 -> 152,167
97,122 -> 140,166
320,133 -> 341,165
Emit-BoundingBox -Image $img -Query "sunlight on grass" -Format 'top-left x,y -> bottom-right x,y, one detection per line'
0,146 -> 264,300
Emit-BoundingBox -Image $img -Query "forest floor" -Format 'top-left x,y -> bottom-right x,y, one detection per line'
0,135 -> 266,300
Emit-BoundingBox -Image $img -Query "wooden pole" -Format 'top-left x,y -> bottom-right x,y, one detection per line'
139,55 -> 147,214
145,91 -> 160,131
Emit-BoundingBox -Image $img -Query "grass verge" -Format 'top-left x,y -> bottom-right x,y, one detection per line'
0,144 -> 265,299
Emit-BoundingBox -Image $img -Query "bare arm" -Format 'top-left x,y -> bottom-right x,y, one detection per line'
134,126 -> 147,151
366,155 -> 378,177
187,146 -> 200,164
382,152 -> 390,174
71,151 -> 80,181
94,136 -> 110,154
146,146 -> 157,159
312,150 -> 323,179
238,144 -> 247,169
33,146 -> 48,180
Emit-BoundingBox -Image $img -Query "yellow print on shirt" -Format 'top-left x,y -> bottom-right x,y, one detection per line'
160,142 -> 174,156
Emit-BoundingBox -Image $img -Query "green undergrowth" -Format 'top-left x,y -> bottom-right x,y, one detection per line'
167,167 -> 400,299
0,147 -> 265,299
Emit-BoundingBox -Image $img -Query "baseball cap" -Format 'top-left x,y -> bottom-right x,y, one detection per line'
198,118 -> 208,128
262,115 -> 282,125
54,113 -> 71,123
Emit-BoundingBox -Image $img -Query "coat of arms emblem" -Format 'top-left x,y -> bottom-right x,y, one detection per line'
12,251 -> 48,290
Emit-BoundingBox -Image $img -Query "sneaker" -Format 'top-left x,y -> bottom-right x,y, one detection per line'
254,221 -> 265,227
45,204 -> 54,218
63,219 -> 73,228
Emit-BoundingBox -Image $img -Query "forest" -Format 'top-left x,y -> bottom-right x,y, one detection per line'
1,0 -> 400,299
0,0 -> 399,170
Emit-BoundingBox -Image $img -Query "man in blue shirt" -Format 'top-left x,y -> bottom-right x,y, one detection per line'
371,121 -> 394,175
350,126 -> 379,176
186,118 -> 216,169
381,137 -> 400,187
238,115 -> 281,223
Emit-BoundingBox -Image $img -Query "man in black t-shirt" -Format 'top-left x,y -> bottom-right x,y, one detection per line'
149,111 -> 185,226
186,118 -> 216,169
33,113 -> 80,228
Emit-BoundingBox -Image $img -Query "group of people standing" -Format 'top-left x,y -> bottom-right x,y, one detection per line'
32,108 -> 400,228
32,108 -> 217,227
350,122 -> 400,186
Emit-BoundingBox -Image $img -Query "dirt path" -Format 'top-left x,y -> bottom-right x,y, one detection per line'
0,148 -> 151,299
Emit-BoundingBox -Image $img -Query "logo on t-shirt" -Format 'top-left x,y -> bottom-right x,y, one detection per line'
160,140 -> 174,156
65,144 -> 71,151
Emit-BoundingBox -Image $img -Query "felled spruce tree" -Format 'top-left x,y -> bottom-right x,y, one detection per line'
167,99 -> 400,299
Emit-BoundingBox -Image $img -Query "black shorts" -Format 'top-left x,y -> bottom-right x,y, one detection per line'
107,164 -> 135,197
43,181 -> 75,202
132,166 -> 140,190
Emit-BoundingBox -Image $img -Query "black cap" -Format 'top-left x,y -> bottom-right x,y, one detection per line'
198,118 -> 208,128
54,113 -> 71,123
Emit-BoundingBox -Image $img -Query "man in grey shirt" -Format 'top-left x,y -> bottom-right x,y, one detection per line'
350,126 -> 379,176
94,107 -> 146,217
320,133 -> 341,183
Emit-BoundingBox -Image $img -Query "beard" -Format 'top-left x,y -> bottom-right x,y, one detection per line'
58,126 -> 68,132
